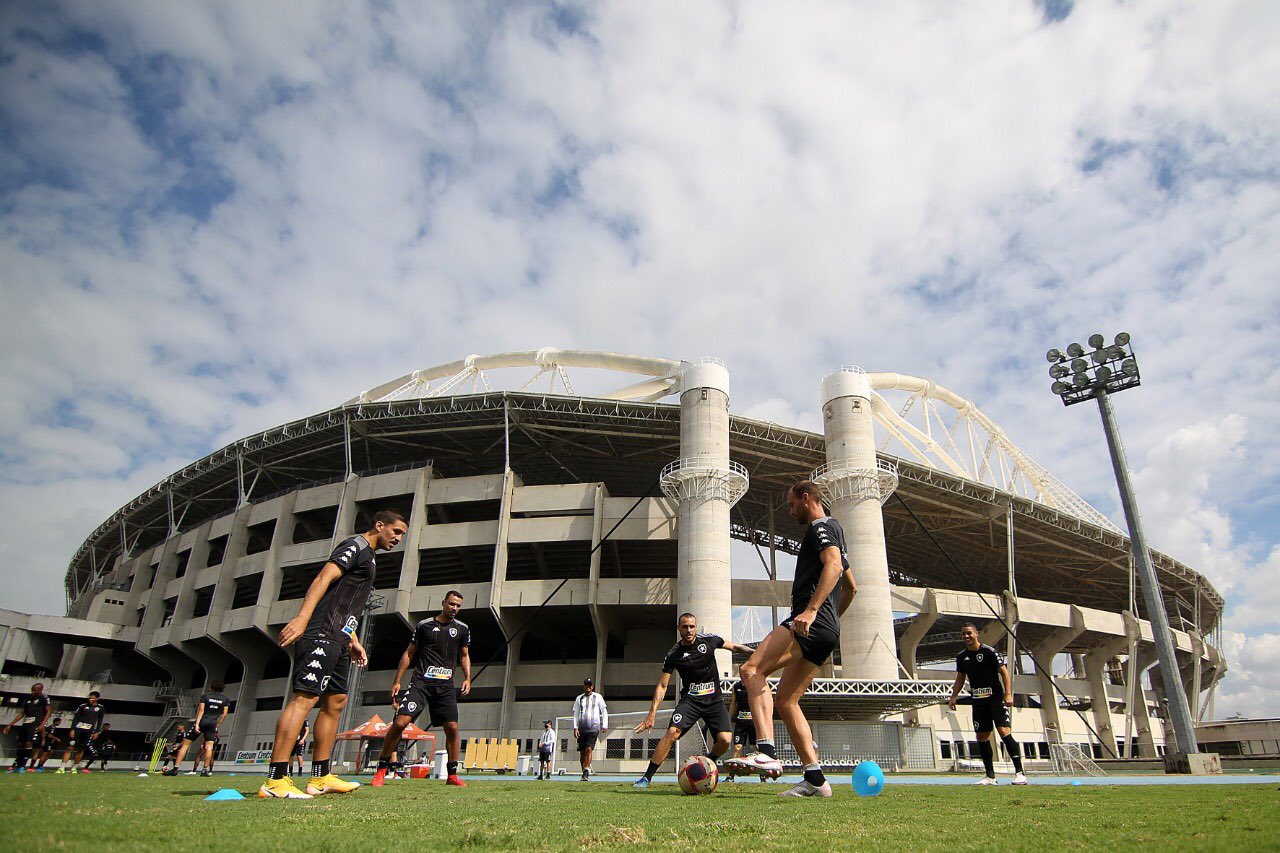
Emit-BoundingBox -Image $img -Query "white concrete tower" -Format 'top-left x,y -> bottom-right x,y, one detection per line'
815,367 -> 900,680
661,358 -> 748,678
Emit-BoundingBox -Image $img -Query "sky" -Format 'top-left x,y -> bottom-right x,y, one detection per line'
1,1 -> 1276,719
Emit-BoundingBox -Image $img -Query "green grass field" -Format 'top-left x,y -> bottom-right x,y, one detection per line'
1,773 -> 1277,851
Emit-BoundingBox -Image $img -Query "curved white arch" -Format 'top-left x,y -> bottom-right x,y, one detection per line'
868,372 -> 1120,533
354,350 -> 1118,533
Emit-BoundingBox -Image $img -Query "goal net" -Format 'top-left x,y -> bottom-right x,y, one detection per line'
550,710 -> 712,775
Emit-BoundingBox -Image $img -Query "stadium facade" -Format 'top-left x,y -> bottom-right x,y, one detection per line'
1,350 -> 1227,770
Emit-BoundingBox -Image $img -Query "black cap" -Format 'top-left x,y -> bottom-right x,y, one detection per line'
583,677 -> 594,686
543,719 -> 552,724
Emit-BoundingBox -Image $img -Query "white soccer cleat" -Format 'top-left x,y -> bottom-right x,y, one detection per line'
725,752 -> 783,779
778,779 -> 833,798
1011,772 -> 1028,785
974,776 -> 998,786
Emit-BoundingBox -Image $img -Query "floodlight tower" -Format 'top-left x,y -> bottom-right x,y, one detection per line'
1045,333 -> 1200,763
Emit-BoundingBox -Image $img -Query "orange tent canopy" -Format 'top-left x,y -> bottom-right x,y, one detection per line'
336,714 -> 436,742
336,714 -> 388,740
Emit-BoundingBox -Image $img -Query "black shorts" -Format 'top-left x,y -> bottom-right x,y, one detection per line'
972,695 -> 1012,733
538,746 -> 553,762
396,680 -> 458,727
197,722 -> 220,743
70,728 -> 96,750
782,615 -> 838,666
575,730 -> 599,751
180,729 -> 197,743
17,722 -> 39,746
292,635 -> 351,696
668,696 -> 732,738
732,719 -> 757,747
291,742 -> 306,757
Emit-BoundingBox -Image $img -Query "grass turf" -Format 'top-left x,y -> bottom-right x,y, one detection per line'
1,773 -> 1277,851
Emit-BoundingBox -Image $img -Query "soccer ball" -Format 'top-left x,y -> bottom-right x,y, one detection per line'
678,755 -> 718,795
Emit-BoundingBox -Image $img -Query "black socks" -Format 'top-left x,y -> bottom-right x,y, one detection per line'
1001,734 -> 1024,773
802,764 -> 826,786
447,761 -> 458,776
978,739 -> 995,778
758,740 -> 777,759
311,759 -> 330,778
644,761 -> 660,781
267,761 -> 289,780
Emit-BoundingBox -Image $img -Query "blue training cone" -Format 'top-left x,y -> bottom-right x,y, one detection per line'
852,760 -> 885,797
205,788 -> 246,801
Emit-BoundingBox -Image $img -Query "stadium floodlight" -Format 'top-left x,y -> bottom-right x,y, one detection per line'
1049,363 -> 1069,379
1039,332 -> 1201,766
1046,348 -> 1064,363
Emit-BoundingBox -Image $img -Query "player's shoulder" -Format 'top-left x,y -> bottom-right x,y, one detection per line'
810,516 -> 843,541
452,618 -> 470,631
662,641 -> 683,662
697,632 -> 722,645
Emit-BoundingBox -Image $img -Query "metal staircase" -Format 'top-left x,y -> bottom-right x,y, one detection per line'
153,681 -> 199,741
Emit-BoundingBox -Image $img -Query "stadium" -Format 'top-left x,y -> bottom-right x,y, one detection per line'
2,349 -> 1228,775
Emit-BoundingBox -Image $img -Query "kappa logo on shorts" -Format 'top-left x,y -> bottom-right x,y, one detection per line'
303,673 -> 318,683
307,660 -> 323,669
310,646 -> 327,657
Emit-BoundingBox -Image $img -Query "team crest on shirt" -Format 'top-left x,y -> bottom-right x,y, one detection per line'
449,627 -> 458,637
977,653 -> 984,662
696,643 -> 707,654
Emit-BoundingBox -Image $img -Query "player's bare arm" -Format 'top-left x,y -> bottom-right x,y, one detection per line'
792,546 -> 844,637
279,562 -> 344,647
1000,664 -> 1014,706
460,646 -> 471,696
837,568 -> 858,617
348,631 -> 368,667
635,672 -> 672,732
721,640 -> 754,656
948,673 -> 966,710
390,643 -> 416,707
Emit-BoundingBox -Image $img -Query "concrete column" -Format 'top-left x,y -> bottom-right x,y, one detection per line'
897,589 -> 939,678
668,359 -> 740,678
1082,634 -> 1130,758
819,368 -> 898,680
393,467 -> 432,623
586,482 -> 609,688
1133,646 -> 1160,757
1029,606 -> 1084,735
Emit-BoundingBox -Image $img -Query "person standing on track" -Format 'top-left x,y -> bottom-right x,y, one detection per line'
290,717 -> 310,777
572,678 -> 609,781
632,613 -> 754,789
4,682 -> 51,772
537,720 -> 556,780
949,622 -> 1027,785
726,481 -> 858,797
372,590 -> 471,788
258,510 -> 408,800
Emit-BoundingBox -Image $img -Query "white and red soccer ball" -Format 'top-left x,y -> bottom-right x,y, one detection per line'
678,755 -> 718,795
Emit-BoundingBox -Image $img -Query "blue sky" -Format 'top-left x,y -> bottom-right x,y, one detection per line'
1,1 -> 1277,717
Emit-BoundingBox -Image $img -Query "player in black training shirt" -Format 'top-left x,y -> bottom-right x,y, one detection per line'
5,682 -> 51,772
949,622 -> 1027,785
728,480 -> 858,797
59,690 -> 105,773
33,716 -> 63,770
290,717 -> 310,777
372,590 -> 472,788
93,723 -> 116,771
259,509 -> 407,800
168,680 -> 229,777
160,724 -> 186,773
726,678 -> 773,764
631,613 -> 754,788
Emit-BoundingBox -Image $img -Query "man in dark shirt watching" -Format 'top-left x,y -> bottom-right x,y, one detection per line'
949,622 -> 1027,785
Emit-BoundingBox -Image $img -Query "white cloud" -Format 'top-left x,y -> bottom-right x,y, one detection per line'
0,2 -> 1278,717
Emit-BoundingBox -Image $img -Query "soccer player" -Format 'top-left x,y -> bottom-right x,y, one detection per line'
536,720 -> 555,780
160,724 -> 185,773
258,510 -> 408,799
727,480 -> 858,797
34,717 -> 63,770
726,679 -> 755,762
173,680 -> 229,777
948,622 -> 1027,785
631,612 -> 754,789
372,590 -> 471,788
290,716 -> 311,777
58,691 -> 105,774
572,678 -> 609,781
94,723 -> 117,771
4,682 -> 51,772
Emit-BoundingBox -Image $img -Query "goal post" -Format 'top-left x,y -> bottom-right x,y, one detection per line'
551,711 -> 711,775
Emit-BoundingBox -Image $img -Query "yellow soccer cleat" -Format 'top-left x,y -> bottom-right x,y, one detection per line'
258,777 -> 313,799
306,773 -> 361,795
